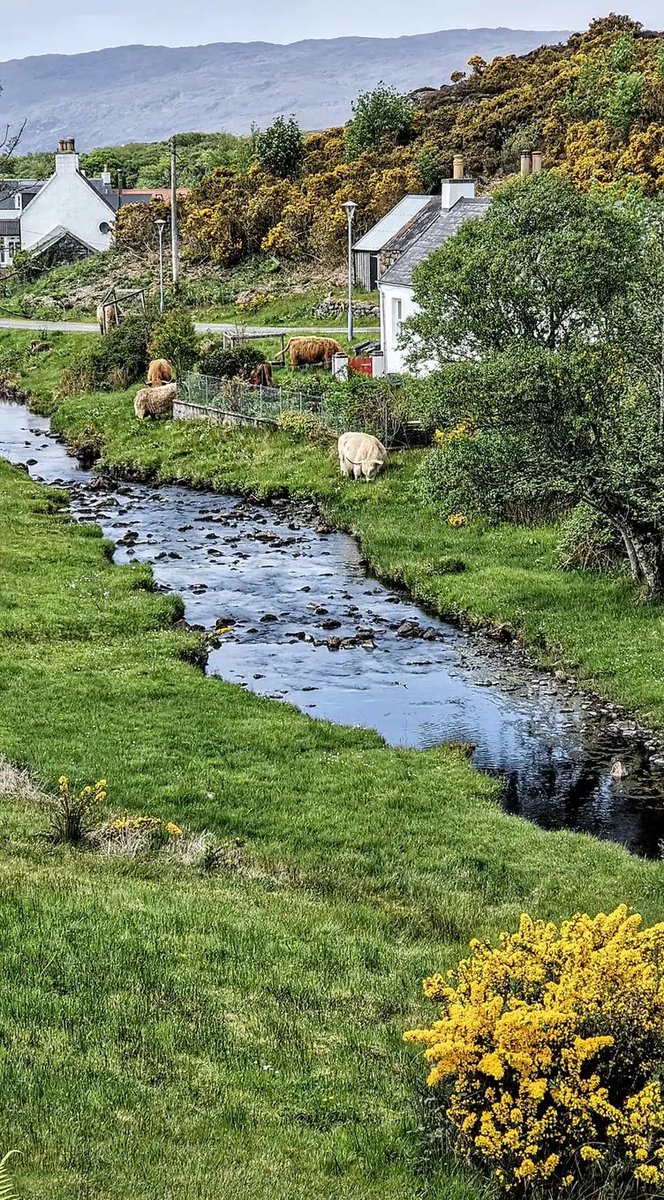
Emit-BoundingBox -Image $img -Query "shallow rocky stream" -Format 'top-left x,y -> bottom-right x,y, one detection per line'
2,398 -> 664,857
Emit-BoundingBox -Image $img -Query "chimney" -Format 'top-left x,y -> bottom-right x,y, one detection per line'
101,164 -> 112,189
441,156 -> 476,211
521,152 -> 532,178
531,150 -> 543,174
55,136 -> 80,174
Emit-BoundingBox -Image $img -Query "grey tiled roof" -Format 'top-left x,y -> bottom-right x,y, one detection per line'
0,218 -> 20,236
379,197 -> 491,287
0,179 -> 42,205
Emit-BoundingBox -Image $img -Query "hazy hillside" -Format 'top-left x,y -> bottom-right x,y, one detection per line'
0,28 -> 569,152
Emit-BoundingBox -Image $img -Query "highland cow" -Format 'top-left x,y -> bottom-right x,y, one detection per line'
248,362 -> 273,387
286,337 -> 343,371
97,303 -> 119,336
338,432 -> 388,481
147,359 -> 174,388
134,383 -> 177,420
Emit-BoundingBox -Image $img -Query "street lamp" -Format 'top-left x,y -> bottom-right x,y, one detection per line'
155,219 -> 166,312
342,200 -> 358,346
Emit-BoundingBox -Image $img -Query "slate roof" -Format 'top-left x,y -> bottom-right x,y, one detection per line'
0,179 -> 41,205
379,196 -> 491,288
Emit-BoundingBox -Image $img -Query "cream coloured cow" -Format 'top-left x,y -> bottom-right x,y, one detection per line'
338,432 -> 388,481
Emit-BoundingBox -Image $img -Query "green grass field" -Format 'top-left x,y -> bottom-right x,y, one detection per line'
2,331 -> 664,1198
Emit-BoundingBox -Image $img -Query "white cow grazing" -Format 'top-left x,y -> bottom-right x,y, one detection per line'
338,432 -> 388,481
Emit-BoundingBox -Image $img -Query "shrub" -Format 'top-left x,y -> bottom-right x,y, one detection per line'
43,776 -> 108,844
148,307 -> 199,376
406,906 -> 664,1196
198,341 -> 264,379
276,409 -> 331,441
557,503 -> 627,573
325,375 -> 413,444
72,311 -> 153,391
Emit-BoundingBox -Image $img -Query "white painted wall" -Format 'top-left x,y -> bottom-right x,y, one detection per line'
379,281 -> 436,376
20,150 -> 114,253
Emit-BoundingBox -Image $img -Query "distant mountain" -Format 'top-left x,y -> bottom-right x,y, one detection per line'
0,28 -> 570,152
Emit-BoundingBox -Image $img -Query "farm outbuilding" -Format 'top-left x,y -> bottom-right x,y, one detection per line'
352,195 -> 432,291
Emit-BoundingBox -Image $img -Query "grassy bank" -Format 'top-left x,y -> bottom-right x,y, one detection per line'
5,401 -> 664,1198
8,328 -> 664,730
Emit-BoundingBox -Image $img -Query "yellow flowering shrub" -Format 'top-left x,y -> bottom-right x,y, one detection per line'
405,907 -> 664,1194
447,513 -> 468,528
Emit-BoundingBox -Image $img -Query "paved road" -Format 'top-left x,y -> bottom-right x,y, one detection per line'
0,316 -> 379,337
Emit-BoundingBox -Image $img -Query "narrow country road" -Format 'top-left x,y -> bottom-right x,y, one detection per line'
0,317 -> 379,337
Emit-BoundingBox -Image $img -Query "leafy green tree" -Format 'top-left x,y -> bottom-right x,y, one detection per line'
410,177 -> 664,599
407,173 -> 640,366
344,84 -> 414,160
253,115 -> 305,180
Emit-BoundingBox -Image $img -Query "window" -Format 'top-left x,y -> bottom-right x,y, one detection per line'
392,296 -> 403,340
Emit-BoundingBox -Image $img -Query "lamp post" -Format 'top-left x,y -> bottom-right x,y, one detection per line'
342,200 -> 358,346
155,218 -> 166,312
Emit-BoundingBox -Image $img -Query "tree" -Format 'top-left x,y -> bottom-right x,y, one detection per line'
253,115 -> 305,180
344,84 -> 414,160
406,173 -> 641,367
149,308 -> 198,376
410,177 -> 664,600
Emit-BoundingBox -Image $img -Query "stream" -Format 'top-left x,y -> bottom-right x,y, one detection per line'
2,398 -> 664,858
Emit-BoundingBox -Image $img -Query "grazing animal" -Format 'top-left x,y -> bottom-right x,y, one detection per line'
147,358 -> 174,388
134,383 -> 177,420
338,432 -> 388,481
286,336 -> 342,371
97,303 -> 119,336
248,362 -> 273,387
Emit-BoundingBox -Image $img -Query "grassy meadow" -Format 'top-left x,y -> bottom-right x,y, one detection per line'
1,330 -> 664,1197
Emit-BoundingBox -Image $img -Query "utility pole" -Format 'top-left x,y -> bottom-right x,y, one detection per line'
170,134 -> 180,288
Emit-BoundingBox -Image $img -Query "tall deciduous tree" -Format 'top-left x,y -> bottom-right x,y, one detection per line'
253,115 -> 305,181
407,173 -> 641,367
411,175 -> 664,600
344,84 -> 414,161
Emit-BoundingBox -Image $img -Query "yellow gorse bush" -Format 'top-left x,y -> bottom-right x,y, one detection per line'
405,906 -> 664,1194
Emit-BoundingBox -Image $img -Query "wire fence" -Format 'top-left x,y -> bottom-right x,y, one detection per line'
179,373 -> 339,428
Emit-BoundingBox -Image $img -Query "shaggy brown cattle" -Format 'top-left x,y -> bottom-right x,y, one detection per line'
97,303 -> 120,336
147,358 -> 174,388
285,337 -> 343,371
248,362 -> 273,387
134,383 -> 177,420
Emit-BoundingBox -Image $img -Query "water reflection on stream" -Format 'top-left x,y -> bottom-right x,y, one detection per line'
2,399 -> 664,857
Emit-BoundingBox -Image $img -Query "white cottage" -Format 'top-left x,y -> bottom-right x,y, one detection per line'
372,163 -> 490,375
0,138 -> 167,270
21,138 -> 116,255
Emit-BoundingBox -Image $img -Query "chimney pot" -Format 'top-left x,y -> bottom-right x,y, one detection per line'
521,152 -> 532,179
453,154 -> 465,181
531,150 -> 543,174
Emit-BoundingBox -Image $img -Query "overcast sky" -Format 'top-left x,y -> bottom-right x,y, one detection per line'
2,1 -> 662,61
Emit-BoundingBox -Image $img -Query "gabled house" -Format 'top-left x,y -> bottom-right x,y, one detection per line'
0,138 -> 184,271
356,158 -> 491,375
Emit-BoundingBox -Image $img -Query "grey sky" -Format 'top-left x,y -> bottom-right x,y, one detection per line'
2,1 -> 662,61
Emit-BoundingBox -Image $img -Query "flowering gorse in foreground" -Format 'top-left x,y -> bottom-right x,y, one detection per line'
405,907 -> 664,1195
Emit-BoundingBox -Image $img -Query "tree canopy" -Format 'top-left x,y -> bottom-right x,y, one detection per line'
407,173 -> 641,365
412,178 -> 664,600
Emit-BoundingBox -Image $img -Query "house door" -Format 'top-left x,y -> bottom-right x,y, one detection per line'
369,254 -> 379,291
